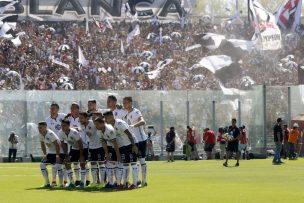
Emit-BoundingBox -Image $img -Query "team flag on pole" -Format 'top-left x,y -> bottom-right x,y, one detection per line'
275,0 -> 302,32
248,0 -> 282,51
78,46 -> 88,68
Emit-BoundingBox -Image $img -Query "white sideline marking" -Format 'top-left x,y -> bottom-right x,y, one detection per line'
0,174 -> 40,177
0,166 -> 39,169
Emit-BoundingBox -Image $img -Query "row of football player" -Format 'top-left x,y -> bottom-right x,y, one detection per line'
39,96 -> 148,189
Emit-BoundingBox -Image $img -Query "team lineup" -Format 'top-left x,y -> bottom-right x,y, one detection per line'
38,96 -> 148,190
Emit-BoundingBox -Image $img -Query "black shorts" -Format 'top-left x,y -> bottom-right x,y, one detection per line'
227,142 -> 239,153
69,149 -> 80,162
166,144 -> 175,152
136,141 -> 147,158
204,144 -> 215,152
108,146 -> 117,162
89,147 -> 105,161
42,154 -> 65,164
83,148 -> 89,161
119,145 -> 134,164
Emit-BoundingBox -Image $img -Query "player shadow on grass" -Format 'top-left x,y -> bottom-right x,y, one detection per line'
25,187 -> 132,193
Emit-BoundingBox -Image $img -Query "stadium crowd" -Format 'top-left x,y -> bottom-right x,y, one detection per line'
0,17 -> 301,91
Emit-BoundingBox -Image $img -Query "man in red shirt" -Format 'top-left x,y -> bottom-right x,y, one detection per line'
186,126 -> 198,160
282,124 -> 290,159
203,128 -> 216,160
239,126 -> 248,160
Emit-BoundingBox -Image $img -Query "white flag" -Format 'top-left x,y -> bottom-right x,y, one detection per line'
11,35 -> 21,47
202,33 -> 226,50
198,55 -> 233,73
85,18 -> 89,34
127,24 -> 140,44
0,0 -> 18,14
227,39 -> 255,51
120,40 -> 125,54
249,0 -> 282,51
275,0 -> 302,32
78,46 -> 88,67
185,44 -> 202,52
0,22 -> 11,35
219,82 -> 246,95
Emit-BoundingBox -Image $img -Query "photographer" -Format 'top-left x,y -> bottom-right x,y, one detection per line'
8,132 -> 18,162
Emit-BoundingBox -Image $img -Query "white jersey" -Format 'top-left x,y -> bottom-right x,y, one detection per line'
59,128 -> 81,150
39,129 -> 60,154
113,108 -> 128,121
98,124 -> 116,147
127,108 -> 148,142
67,115 -> 81,130
114,119 -> 132,148
81,120 -> 101,149
46,113 -> 66,136
98,108 -> 110,114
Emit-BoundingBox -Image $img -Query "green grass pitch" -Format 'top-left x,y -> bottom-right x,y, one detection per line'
1,159 -> 304,203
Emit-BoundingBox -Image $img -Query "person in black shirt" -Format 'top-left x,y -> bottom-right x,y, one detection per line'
166,127 -> 176,162
223,118 -> 241,167
273,118 -> 284,165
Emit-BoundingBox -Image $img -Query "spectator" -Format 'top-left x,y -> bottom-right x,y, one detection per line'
146,127 -> 156,160
186,126 -> 197,160
273,118 -> 284,165
239,125 -> 248,160
203,128 -> 216,160
0,20 -> 300,91
8,131 -> 18,162
288,123 -> 300,160
217,127 -> 226,160
166,127 -> 176,162
282,124 -> 290,159
187,126 -> 199,160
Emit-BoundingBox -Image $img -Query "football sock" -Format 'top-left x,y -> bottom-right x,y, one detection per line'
99,162 -> 106,185
51,165 -> 57,183
40,163 -> 49,185
131,162 -> 139,186
67,169 -> 74,184
56,164 -> 64,185
73,163 -> 80,181
140,158 -> 147,184
91,164 -> 98,184
80,169 -> 86,184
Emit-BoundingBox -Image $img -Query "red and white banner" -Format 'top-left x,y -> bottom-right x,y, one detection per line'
275,0 -> 302,31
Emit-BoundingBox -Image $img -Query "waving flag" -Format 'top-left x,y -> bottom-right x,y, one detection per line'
275,0 -> 302,32
0,0 -> 18,14
249,0 -> 282,51
78,46 -> 88,68
127,24 -> 140,44
92,17 -> 106,32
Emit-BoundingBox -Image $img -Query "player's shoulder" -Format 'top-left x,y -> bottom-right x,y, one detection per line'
45,116 -> 52,121
70,128 -> 79,134
58,113 -> 67,120
106,123 -> 115,131
47,129 -> 58,138
115,119 -> 127,127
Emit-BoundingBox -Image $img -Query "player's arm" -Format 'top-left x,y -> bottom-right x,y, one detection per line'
112,139 -> 121,162
53,140 -> 61,163
77,139 -> 84,163
130,116 -> 146,128
101,138 -> 109,159
235,131 -> 241,141
61,140 -> 68,157
41,141 -> 47,157
124,129 -> 138,154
